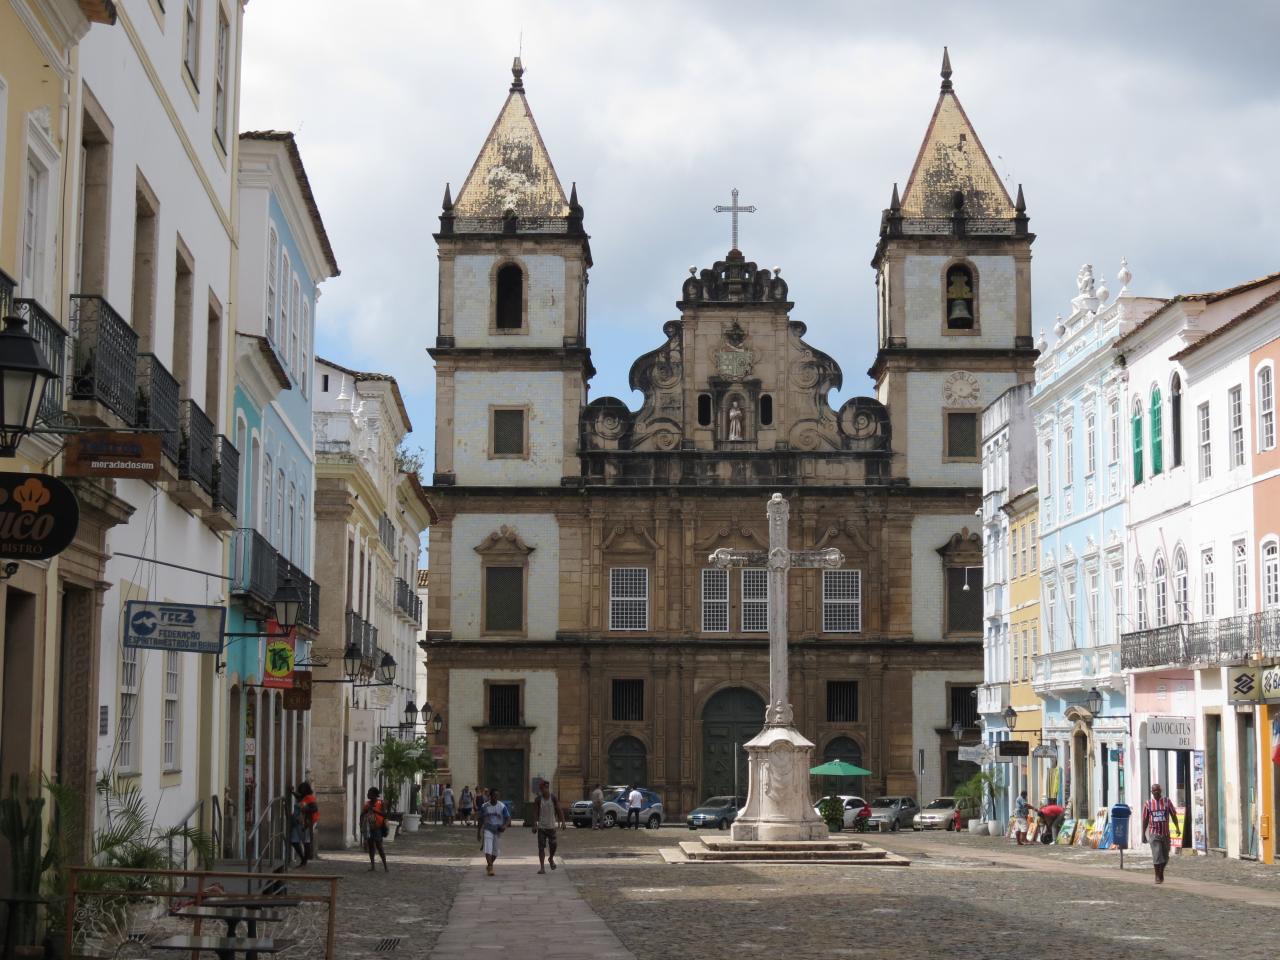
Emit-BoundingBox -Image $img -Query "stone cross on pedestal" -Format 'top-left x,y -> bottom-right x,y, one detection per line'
712,187 -> 756,252
710,493 -> 844,842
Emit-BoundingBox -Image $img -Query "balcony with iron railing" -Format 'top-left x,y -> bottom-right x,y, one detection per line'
70,294 -> 138,424
179,398 -> 215,495
213,435 -> 239,517
277,554 -> 320,633
0,268 -> 14,318
394,577 -> 419,622
230,528 -> 278,606
13,297 -> 67,425
1122,610 -> 1280,670
345,611 -> 377,676
135,353 -> 181,463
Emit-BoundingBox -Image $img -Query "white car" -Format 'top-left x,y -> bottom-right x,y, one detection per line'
812,795 -> 868,828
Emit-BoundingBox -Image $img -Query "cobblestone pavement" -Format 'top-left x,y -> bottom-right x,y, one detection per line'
319,822 -> 1280,960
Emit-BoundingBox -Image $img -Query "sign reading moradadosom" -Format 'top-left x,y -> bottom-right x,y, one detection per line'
0,472 -> 80,560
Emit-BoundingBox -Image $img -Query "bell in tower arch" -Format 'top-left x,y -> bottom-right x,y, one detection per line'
945,264 -> 975,330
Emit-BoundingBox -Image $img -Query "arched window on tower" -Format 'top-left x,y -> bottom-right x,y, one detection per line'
945,264 -> 975,331
495,263 -> 523,330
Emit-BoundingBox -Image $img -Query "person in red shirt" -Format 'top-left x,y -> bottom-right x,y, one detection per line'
1141,783 -> 1181,884
1038,801 -> 1065,844
361,787 -> 388,872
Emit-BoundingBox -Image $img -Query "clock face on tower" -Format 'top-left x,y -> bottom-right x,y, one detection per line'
943,371 -> 980,406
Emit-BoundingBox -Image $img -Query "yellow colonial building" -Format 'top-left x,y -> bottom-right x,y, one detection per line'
1005,486 -> 1044,801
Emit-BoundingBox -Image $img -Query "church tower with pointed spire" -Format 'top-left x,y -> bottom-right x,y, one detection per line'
871,48 -> 1036,485
430,57 -> 591,488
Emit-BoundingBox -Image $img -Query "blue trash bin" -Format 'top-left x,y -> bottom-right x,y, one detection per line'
1111,803 -> 1132,850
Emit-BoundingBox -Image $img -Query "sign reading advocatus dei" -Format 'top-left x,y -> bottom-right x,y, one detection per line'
0,472 -> 79,560
122,600 -> 226,654
1146,715 -> 1195,751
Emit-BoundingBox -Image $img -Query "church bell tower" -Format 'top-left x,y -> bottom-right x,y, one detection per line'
430,58 -> 591,488
871,48 -> 1037,485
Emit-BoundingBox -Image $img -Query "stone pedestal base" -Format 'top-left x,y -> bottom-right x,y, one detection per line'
730,724 -> 829,842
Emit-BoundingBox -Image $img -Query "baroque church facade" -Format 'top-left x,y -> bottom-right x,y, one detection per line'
423,52 -> 1037,814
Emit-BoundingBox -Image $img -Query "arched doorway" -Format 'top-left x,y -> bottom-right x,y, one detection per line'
821,736 -> 866,799
1072,728 -> 1092,818
701,687 -> 765,801
607,736 -> 648,788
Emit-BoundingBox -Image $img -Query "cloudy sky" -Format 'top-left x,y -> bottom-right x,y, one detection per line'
240,0 -> 1280,472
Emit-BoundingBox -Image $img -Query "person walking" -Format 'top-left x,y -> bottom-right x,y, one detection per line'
590,784 -> 604,830
459,785 -> 474,827
1142,783 -> 1181,885
361,787 -> 389,872
626,785 -> 643,830
532,780 -> 563,874
1014,790 -> 1030,846
290,782 -> 318,866
443,783 -> 455,826
479,788 -> 511,876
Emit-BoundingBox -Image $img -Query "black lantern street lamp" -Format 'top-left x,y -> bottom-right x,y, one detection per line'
1085,687 -> 1104,717
377,651 -> 397,685
432,712 -> 444,735
404,698 -> 418,727
1003,705 -> 1018,730
0,315 -> 56,456
273,577 -> 304,632
341,642 -> 362,681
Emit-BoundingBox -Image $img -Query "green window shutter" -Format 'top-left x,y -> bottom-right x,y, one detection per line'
1150,388 -> 1163,476
1132,410 -> 1143,485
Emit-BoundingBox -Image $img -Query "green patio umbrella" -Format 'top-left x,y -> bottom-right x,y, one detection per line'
810,759 -> 872,778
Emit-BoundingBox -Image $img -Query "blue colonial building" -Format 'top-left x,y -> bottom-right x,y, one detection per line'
1029,262 -> 1165,818
223,131 -> 339,853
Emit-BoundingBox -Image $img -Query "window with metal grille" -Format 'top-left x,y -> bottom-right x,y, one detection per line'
484,566 -> 523,633
950,686 -> 977,729
119,645 -> 139,772
701,568 -> 728,632
826,681 -> 859,722
823,569 -> 862,632
741,568 -> 768,632
163,650 -> 180,770
492,409 -> 525,456
488,684 -> 520,726
1229,386 -> 1245,468
1234,540 -> 1249,613
1198,402 -> 1212,481
611,679 -> 644,722
945,411 -> 978,459
609,568 -> 648,631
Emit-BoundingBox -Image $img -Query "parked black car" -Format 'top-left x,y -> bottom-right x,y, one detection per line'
686,796 -> 745,830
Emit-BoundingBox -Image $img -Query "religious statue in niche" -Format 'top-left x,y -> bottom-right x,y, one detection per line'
727,400 -> 744,440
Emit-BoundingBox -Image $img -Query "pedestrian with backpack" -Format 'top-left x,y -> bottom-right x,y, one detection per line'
361,787 -> 388,872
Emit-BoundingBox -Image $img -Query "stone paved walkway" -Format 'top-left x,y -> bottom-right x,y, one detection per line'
428,829 -> 634,960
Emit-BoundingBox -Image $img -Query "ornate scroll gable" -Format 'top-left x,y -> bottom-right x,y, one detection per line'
474,525 -> 535,556
936,527 -> 982,563
681,251 -> 789,305
784,321 -> 844,451
836,397 -> 892,453
601,519 -> 660,553
812,517 -> 874,555
693,522 -> 767,551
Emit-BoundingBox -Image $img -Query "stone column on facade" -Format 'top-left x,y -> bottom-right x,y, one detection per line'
312,482 -> 354,849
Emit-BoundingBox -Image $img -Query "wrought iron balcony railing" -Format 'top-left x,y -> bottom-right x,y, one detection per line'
70,294 -> 138,423
412,593 -> 423,624
136,353 -> 181,462
214,435 -> 239,516
13,297 -> 67,424
277,555 -> 319,632
179,399 -> 215,494
1122,610 -> 1280,669
0,268 -> 14,318
230,528 -> 278,606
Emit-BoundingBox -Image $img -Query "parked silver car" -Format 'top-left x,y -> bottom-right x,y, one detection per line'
913,796 -> 975,830
866,796 -> 917,832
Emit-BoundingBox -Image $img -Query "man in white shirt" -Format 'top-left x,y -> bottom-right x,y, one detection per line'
626,786 -> 643,830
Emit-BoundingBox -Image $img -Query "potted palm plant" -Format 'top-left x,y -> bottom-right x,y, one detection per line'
953,770 -> 999,836
372,734 -> 436,837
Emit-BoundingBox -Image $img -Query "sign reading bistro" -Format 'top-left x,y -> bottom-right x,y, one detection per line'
0,472 -> 79,560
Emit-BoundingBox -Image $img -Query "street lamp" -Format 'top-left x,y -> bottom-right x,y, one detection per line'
1085,687 -> 1104,717
0,314 -> 56,456
273,577 -> 304,632
377,651 -> 397,685
1003,705 -> 1018,730
341,642 -> 362,681
432,712 -> 444,735
404,697 -> 418,727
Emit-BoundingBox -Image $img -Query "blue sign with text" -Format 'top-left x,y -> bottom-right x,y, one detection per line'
122,601 -> 225,654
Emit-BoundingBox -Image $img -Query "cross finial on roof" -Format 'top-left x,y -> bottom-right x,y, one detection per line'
510,56 -> 524,92
940,46 -> 953,92
713,187 -> 757,253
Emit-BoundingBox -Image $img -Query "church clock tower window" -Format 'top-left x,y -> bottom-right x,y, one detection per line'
490,407 -> 527,458
944,263 -> 977,332
494,262 -> 525,331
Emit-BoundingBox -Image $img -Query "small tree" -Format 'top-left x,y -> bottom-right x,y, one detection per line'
372,733 -> 436,813
953,769 -> 1000,822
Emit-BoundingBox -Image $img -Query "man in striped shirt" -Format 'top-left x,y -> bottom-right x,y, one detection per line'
1141,783 -> 1181,884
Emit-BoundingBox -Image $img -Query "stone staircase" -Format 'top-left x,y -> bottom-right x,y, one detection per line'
663,836 -> 911,865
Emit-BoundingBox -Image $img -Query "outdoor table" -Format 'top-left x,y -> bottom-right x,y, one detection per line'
173,905 -> 286,938
151,933 -> 279,960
